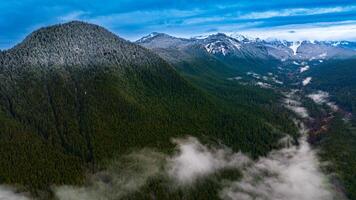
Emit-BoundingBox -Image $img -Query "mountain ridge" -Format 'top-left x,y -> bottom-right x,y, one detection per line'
137,32 -> 356,61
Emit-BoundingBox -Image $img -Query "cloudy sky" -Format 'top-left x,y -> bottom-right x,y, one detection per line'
1,0 -> 356,49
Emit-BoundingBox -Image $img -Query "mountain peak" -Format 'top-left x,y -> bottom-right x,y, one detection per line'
2,21 -> 161,68
136,32 -> 175,43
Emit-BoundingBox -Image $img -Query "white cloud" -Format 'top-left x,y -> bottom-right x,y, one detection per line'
55,150 -> 166,200
55,137 -> 250,199
239,6 -> 356,19
0,186 -> 29,200
284,91 -> 310,119
303,77 -> 312,86
52,131 -> 340,200
235,21 -> 356,41
86,9 -> 201,28
58,11 -> 89,22
167,137 -> 250,184
220,135 -> 335,200
308,91 -> 339,111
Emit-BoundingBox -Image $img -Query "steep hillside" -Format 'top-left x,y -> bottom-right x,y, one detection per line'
0,22 -> 297,197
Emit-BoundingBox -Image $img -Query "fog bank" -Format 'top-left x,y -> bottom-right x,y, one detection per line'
0,186 -> 29,200
220,135 -> 334,200
168,137 -> 250,184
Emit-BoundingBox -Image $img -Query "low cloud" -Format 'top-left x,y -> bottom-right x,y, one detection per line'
0,186 -> 29,200
308,91 -> 339,111
55,137 -> 250,199
220,121 -> 335,200
300,65 -> 310,73
302,77 -> 312,86
283,91 -> 310,119
167,137 -> 250,184
55,150 -> 166,200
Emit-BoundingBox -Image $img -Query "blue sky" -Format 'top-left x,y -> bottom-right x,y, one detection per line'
1,0 -> 356,49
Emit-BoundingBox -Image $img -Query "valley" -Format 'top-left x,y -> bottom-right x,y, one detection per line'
0,21 -> 356,200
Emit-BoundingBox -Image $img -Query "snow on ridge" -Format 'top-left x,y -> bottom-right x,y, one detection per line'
228,32 -> 257,42
228,39 -> 241,50
289,41 -> 301,55
137,32 -> 160,43
204,42 -> 228,56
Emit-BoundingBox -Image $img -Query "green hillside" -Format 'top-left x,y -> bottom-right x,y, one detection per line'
0,22 -> 297,198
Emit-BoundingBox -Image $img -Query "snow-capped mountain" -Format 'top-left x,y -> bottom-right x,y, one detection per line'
200,33 -> 243,56
137,32 -> 356,61
324,41 -> 356,51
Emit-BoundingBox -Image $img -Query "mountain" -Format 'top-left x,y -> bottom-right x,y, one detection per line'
0,21 -> 219,194
137,32 -> 270,61
138,32 -> 356,63
0,21 -> 298,198
137,32 -> 278,79
323,41 -> 356,51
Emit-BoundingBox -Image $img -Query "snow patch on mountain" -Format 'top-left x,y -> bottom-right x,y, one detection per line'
136,32 -> 160,43
289,41 -> 301,55
204,42 -> 228,55
228,33 -> 257,42
228,39 -> 241,50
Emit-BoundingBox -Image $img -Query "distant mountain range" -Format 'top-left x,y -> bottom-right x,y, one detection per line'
136,32 -> 356,61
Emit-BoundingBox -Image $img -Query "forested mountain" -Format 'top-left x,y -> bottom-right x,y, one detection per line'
0,21 -> 298,198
